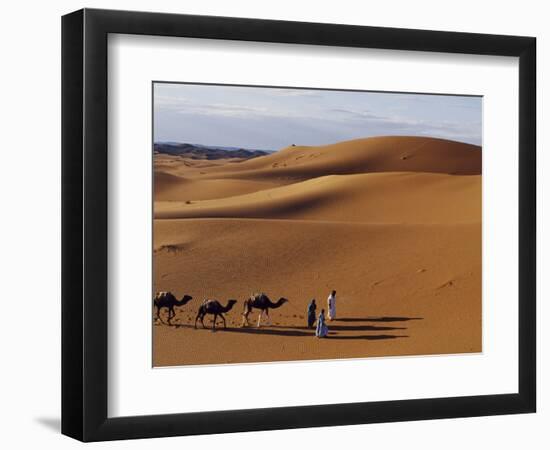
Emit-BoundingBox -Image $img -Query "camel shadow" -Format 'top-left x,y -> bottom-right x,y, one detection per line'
335,317 -> 423,323
328,334 -> 409,340
223,327 -> 313,337
169,323 -> 408,338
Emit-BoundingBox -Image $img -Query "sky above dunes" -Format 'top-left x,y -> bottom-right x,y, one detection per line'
154,83 -> 482,150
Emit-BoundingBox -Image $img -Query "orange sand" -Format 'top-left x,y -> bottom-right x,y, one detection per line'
153,136 -> 482,366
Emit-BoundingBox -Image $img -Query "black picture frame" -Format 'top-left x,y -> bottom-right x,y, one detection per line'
61,8 -> 536,442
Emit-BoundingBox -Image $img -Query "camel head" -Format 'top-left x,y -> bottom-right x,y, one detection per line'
226,299 -> 238,310
173,294 -> 193,307
278,297 -> 289,305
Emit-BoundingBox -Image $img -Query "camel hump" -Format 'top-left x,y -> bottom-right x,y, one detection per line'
154,291 -> 177,304
202,298 -> 220,307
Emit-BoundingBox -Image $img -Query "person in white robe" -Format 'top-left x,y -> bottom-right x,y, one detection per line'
327,290 -> 336,320
315,309 -> 328,338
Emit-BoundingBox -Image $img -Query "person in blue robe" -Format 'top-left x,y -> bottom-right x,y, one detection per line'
307,299 -> 317,328
315,309 -> 329,338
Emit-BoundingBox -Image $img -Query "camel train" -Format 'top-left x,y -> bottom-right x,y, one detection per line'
153,291 -> 288,329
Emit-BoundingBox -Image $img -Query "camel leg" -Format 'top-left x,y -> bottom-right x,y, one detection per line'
168,307 -> 174,325
220,314 -> 227,329
194,313 -> 201,329
241,313 -> 249,328
212,314 -> 218,330
156,306 -> 161,322
265,309 -> 271,326
257,310 -> 263,328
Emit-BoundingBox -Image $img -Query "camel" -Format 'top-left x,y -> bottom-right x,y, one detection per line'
195,299 -> 238,330
153,291 -> 193,324
241,293 -> 289,327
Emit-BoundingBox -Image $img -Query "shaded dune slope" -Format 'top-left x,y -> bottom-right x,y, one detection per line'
155,170 -> 278,201
155,172 -> 481,223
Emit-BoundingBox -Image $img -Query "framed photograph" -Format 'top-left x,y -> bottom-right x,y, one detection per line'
62,8 -> 536,441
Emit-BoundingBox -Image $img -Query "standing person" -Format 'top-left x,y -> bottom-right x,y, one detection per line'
327,290 -> 337,320
307,299 -> 317,328
315,309 -> 328,338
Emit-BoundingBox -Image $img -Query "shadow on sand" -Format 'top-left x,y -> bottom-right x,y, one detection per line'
222,327 -> 313,337
160,316 -> 420,341
269,324 -> 406,332
207,323 -> 407,338
335,316 -> 423,323
327,334 -> 409,340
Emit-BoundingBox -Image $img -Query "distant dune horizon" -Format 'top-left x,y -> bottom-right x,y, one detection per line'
154,135 -> 481,155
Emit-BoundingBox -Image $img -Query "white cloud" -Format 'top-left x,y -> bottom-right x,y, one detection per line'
154,84 -> 482,146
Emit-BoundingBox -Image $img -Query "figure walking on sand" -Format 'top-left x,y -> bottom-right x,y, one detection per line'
307,299 -> 317,328
315,309 -> 329,338
327,290 -> 337,320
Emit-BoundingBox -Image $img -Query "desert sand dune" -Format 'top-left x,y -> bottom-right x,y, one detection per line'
154,136 -> 481,202
153,136 -> 482,366
155,172 -> 481,224
153,218 -> 481,366
155,170 -> 278,201
197,136 -> 481,181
